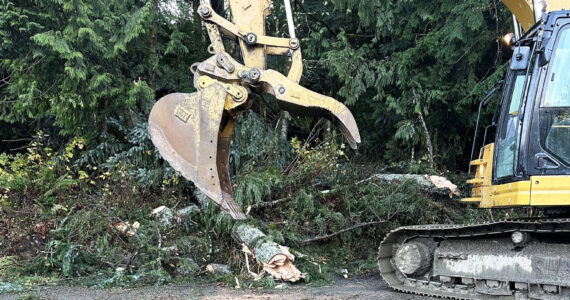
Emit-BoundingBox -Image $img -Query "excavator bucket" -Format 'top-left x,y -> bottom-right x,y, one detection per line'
148,85 -> 246,220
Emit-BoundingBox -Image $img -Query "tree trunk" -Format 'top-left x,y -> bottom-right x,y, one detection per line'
418,110 -> 434,169
148,1 -> 158,90
412,88 -> 434,169
280,111 -> 289,140
232,224 -> 304,282
371,174 -> 459,198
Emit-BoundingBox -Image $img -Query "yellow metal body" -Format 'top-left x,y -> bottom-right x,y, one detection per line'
462,1 -> 570,209
502,0 -> 569,30
463,143 -> 494,205
490,180 -> 531,207
530,176 -> 570,205
464,143 -> 570,208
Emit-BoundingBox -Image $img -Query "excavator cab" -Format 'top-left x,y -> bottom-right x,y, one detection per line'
465,9 -> 570,209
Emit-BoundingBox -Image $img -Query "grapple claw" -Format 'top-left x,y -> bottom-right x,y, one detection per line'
261,70 -> 361,149
148,86 -> 246,220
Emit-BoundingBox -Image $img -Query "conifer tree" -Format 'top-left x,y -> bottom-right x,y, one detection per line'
294,0 -> 511,168
0,0 -> 207,143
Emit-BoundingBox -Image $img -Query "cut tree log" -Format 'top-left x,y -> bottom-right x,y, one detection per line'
319,174 -> 460,198
232,224 -> 304,282
361,174 -> 459,198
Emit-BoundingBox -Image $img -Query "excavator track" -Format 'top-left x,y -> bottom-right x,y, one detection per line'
378,218 -> 570,299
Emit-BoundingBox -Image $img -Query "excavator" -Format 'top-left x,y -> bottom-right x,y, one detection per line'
148,0 -> 569,298
379,0 -> 570,299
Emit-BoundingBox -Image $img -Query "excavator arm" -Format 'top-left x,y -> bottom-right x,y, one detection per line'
148,0 -> 361,220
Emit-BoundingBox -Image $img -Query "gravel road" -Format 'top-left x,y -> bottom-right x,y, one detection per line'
1,276 -> 434,300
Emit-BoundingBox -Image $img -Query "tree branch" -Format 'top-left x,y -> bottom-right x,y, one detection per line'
248,197 -> 290,210
295,0 -> 338,36
299,220 -> 387,245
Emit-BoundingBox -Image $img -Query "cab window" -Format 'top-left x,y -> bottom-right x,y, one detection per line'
540,27 -> 570,165
495,72 -> 526,179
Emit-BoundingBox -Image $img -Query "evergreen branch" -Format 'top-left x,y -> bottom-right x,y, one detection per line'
248,197 -> 290,210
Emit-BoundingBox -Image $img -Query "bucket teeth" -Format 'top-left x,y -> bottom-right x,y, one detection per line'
148,86 -> 246,220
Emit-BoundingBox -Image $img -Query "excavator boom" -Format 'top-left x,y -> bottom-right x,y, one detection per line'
503,0 -> 568,30
148,0 -> 360,219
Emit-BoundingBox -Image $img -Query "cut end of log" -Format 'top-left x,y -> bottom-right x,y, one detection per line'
234,225 -> 305,282
206,263 -> 231,274
262,245 -> 305,282
426,175 -> 460,197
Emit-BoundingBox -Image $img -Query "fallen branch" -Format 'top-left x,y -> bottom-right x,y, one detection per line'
299,220 -> 386,245
247,197 -> 290,210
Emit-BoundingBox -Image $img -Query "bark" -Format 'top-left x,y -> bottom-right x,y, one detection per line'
233,225 -> 304,282
320,173 -> 460,198
102,98 -> 108,134
324,119 -> 332,140
280,111 -> 290,140
412,88 -> 434,169
206,263 -> 230,274
417,110 -> 434,169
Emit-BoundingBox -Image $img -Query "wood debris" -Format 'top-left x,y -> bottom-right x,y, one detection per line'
206,263 -> 231,274
111,221 -> 140,237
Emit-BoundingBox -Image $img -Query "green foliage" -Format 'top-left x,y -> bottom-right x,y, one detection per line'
297,0 -> 512,168
0,132 -> 86,209
17,294 -> 40,300
231,111 -> 292,173
1,0 -> 207,142
233,168 -> 283,207
0,256 -> 20,281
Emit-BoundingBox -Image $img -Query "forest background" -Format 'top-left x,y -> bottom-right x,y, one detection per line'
0,0 -> 514,291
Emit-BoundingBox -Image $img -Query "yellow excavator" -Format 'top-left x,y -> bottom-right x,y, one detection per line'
148,0 -> 569,298
379,0 -> 570,298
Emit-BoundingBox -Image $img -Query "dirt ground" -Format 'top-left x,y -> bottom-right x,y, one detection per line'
1,276 -> 433,300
